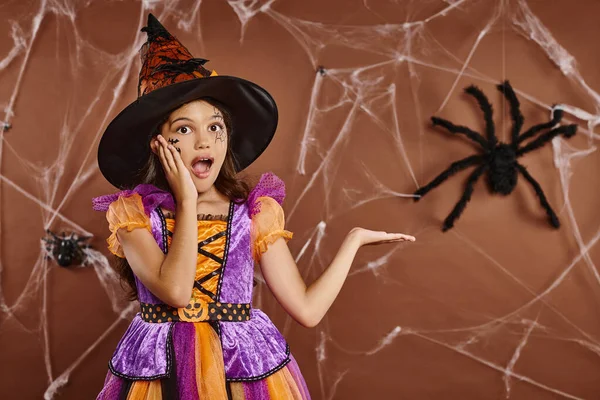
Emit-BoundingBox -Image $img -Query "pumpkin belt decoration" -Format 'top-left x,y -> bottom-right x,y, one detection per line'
140,217 -> 251,323
140,301 -> 251,323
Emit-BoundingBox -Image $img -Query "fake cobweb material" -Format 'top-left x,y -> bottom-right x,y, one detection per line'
0,0 -> 599,398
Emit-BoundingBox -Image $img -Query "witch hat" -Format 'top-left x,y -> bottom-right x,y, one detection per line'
97,14 -> 278,189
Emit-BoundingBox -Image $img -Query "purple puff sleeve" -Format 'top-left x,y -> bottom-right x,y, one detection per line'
92,184 -> 176,216
247,172 -> 286,218
247,173 -> 292,261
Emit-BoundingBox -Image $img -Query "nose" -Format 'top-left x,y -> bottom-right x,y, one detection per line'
194,129 -> 210,149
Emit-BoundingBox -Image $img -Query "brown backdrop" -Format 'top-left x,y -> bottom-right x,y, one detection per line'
1,0 -> 600,399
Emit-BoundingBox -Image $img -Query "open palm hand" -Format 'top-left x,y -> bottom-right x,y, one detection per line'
350,227 -> 416,247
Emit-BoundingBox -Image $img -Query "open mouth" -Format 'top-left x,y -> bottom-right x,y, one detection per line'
191,156 -> 214,178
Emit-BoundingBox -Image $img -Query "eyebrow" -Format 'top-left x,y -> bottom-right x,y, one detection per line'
170,114 -> 223,124
170,117 -> 193,126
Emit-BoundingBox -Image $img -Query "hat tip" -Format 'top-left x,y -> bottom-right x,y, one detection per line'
141,13 -> 168,37
147,13 -> 158,25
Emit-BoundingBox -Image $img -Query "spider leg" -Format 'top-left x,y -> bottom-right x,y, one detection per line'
497,81 -> 524,145
516,124 -> 577,157
515,163 -> 560,228
76,236 -> 91,244
415,155 -> 483,200
442,164 -> 488,231
75,247 -> 87,266
47,230 -> 60,241
465,85 -> 497,146
517,108 -> 563,145
431,117 -> 489,149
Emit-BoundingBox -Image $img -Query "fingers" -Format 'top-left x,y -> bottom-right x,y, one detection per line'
371,231 -> 415,241
365,232 -> 415,246
156,135 -> 177,172
169,140 -> 187,171
357,231 -> 416,248
386,233 -> 416,242
157,142 -> 169,173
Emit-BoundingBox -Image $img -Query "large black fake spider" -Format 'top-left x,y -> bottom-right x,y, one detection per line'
414,81 -> 577,231
42,230 -> 92,267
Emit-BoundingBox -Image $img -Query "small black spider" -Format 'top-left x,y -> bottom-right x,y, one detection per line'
42,230 -> 92,267
414,81 -> 577,231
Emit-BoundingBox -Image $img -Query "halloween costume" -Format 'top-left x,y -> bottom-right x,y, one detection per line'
93,14 -> 309,399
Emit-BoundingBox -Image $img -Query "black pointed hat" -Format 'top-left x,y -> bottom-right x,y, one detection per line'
97,14 -> 278,189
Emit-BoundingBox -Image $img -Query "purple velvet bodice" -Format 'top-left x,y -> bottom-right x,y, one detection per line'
92,173 -> 290,381
218,200 -> 289,380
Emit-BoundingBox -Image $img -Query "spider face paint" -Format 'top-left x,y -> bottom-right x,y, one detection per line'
211,107 -> 226,144
214,130 -> 225,144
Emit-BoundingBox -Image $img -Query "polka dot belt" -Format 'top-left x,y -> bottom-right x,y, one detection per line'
140,301 -> 252,323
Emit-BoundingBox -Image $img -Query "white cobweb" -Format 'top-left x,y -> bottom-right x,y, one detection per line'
1,0 -> 599,398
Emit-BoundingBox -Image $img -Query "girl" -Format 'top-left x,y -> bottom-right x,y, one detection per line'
93,14 -> 415,400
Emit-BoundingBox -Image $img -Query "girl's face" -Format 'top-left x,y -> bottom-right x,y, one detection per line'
156,100 -> 228,194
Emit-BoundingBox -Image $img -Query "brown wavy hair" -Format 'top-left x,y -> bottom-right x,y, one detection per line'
114,98 -> 250,301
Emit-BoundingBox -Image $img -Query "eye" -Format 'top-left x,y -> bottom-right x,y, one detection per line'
208,123 -> 224,133
176,125 -> 191,135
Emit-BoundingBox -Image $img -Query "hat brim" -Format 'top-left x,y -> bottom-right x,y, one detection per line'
97,76 -> 278,189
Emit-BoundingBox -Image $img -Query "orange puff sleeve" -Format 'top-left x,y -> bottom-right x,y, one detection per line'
251,196 -> 293,262
105,193 -> 152,258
